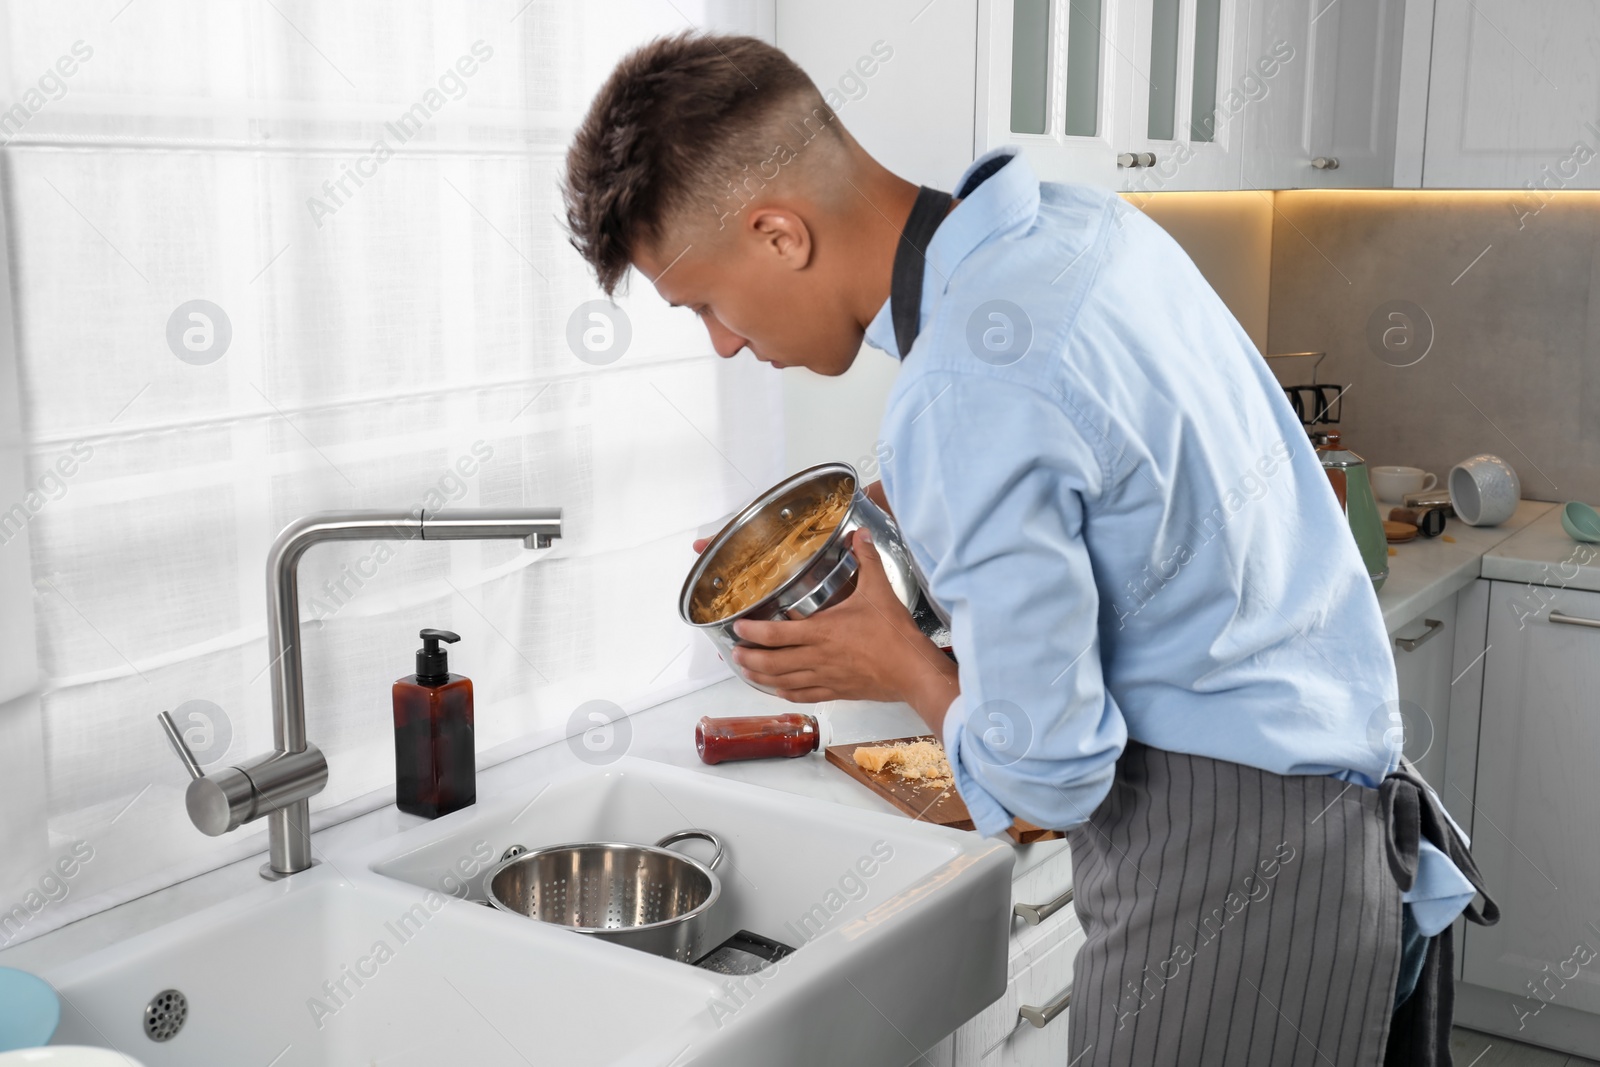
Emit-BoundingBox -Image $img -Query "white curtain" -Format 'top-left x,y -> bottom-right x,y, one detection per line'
0,0 -> 780,944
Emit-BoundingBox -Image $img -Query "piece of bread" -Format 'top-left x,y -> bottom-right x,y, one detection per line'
853,745 -> 898,774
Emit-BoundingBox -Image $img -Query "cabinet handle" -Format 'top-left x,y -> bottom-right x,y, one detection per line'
1394,618 -> 1443,652
1550,611 -> 1600,630
1014,885 -> 1074,926
1019,982 -> 1073,1029
1311,156 -> 1340,170
1116,152 -> 1157,169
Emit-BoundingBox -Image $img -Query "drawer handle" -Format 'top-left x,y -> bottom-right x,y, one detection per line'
1550,611 -> 1600,630
1394,618 -> 1443,652
1014,885 -> 1073,926
1019,982 -> 1072,1029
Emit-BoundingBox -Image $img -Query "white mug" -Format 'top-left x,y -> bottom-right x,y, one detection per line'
1449,454 -> 1521,527
1370,465 -> 1437,503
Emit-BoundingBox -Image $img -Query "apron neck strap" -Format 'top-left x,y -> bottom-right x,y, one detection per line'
891,185 -> 954,359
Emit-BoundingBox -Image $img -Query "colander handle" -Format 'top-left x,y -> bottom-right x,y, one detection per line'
656,828 -> 724,871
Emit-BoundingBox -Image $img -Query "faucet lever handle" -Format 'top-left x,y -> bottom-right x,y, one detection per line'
158,710 -> 205,780
158,710 -> 270,837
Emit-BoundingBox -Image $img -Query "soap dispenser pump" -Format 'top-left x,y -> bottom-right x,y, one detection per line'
392,628 -> 475,819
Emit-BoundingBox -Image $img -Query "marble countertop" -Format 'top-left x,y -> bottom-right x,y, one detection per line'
1375,499 -> 1555,631
1482,504 -> 1600,592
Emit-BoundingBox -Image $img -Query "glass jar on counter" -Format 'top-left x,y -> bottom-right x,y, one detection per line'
695,713 -> 822,765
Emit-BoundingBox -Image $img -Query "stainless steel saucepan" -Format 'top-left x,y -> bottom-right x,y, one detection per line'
486,829 -> 725,963
678,462 -> 949,694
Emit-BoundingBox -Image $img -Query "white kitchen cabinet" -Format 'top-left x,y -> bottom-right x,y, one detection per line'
976,0 -> 1251,190
938,839 -> 1080,1066
1388,592 -> 1460,805
823,0 -> 1433,193
1442,579 -> 1491,843
964,901 -> 1082,1064
1422,0 -> 1600,189
1113,0 -> 1252,191
1240,0 -> 1407,188
982,926 -> 1080,1065
1462,581 -> 1600,1018
977,0 -> 1124,186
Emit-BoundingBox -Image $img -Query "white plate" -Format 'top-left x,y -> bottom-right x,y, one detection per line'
0,1049 -> 145,1066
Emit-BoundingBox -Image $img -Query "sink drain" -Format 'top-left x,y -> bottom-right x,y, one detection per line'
144,988 -> 187,1042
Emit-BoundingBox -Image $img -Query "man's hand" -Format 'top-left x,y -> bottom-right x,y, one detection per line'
729,530 -> 958,725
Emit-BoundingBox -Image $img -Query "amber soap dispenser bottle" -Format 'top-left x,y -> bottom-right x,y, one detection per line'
392,628 -> 475,819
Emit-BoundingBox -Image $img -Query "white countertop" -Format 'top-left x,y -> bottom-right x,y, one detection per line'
1375,499 -> 1555,631
1482,503 -> 1600,592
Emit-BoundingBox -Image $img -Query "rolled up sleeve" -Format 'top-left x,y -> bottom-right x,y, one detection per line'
882,370 -> 1128,837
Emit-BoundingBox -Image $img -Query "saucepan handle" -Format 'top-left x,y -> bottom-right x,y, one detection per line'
656,828 -> 724,871
781,549 -> 859,619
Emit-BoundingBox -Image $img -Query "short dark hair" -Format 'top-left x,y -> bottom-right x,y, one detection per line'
563,33 -> 829,296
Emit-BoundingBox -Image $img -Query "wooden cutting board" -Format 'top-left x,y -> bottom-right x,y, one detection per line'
824,735 -> 1065,844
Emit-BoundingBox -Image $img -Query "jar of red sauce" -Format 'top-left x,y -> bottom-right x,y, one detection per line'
696,713 -> 821,765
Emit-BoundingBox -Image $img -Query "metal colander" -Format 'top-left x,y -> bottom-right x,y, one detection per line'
486,829 -> 724,962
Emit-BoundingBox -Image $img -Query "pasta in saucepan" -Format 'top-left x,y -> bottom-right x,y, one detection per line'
692,485 -> 853,623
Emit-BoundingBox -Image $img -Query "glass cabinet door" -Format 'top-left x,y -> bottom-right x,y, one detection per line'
1117,0 -> 1246,191
980,0 -> 1245,190
979,0 -> 1119,186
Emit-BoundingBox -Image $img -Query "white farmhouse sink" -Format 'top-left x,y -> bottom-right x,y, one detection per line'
39,758 -> 1014,1066
47,873 -> 709,1066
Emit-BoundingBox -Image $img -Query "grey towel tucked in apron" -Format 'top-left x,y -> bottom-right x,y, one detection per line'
1381,759 -> 1500,1065
1067,741 -> 1404,1067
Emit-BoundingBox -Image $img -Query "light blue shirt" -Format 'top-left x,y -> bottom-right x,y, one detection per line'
869,148 -> 1474,937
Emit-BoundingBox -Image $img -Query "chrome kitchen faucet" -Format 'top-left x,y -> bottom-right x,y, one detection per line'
158,508 -> 562,880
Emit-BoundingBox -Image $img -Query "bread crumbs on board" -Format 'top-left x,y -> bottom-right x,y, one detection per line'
852,740 -> 954,790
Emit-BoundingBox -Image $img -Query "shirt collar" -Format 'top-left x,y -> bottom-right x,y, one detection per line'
863,147 -> 1042,358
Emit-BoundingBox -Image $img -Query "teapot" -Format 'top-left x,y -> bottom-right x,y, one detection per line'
1317,431 -> 1390,592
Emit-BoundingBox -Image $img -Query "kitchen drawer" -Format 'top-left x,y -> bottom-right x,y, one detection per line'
1011,838 -> 1073,906
990,1013 -> 1072,1066
983,914 -> 1084,1065
953,898 -> 1085,1064
1388,595 -> 1460,797
1010,837 -> 1074,953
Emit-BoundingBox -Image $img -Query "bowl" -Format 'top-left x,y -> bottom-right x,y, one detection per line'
0,969 -> 59,1053
678,462 -> 946,693
1561,501 -> 1600,544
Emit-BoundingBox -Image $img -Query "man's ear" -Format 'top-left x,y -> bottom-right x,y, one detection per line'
747,207 -> 813,271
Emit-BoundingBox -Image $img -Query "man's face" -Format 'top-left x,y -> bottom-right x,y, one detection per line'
633,212 -> 863,377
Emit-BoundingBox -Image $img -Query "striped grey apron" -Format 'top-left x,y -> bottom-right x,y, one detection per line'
1066,741 -> 1403,1067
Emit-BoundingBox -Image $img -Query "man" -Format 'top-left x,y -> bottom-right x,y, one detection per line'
563,33 -> 1493,1066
